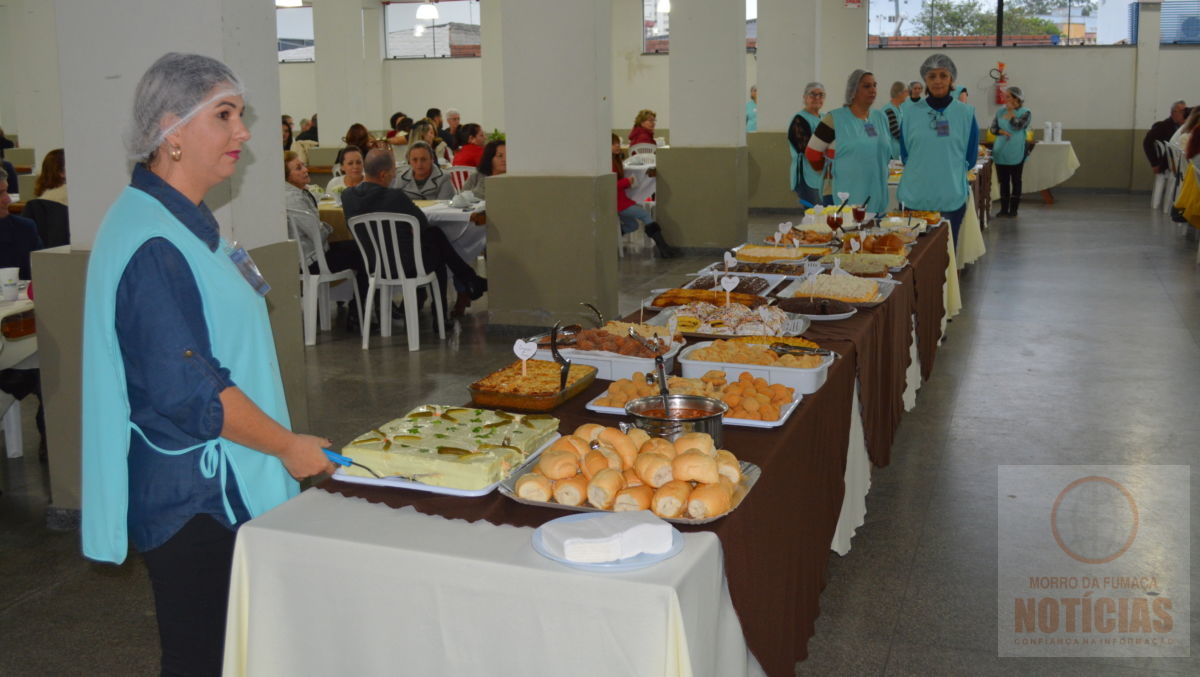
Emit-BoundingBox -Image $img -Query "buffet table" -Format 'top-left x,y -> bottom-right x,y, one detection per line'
989,140 -> 1080,204
227,227 -> 951,676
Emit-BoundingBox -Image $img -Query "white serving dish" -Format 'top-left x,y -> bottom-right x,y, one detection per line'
677,341 -> 836,396
776,277 -> 900,308
534,338 -> 686,382
691,262 -> 809,280
644,307 -> 810,339
682,272 -> 788,296
330,434 -> 560,497
583,390 -> 802,429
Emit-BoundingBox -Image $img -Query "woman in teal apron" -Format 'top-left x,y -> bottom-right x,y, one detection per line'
898,53 -> 980,245
804,70 -> 891,217
990,86 -> 1032,217
82,53 -> 335,676
788,82 -> 830,207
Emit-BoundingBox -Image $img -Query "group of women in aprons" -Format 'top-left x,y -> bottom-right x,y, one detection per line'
787,53 -> 1031,245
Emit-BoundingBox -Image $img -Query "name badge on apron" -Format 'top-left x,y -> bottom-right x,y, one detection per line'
935,119 -> 951,137
864,123 -> 878,138
225,241 -> 272,296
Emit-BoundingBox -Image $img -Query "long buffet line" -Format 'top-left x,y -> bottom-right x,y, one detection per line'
316,208 -> 952,676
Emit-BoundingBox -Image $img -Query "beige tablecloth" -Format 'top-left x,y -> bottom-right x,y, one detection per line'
223,489 -> 764,677
319,200 -> 487,262
990,141 -> 1080,199
956,187 -> 986,269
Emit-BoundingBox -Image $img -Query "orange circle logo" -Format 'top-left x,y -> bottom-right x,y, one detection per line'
1050,476 -> 1138,564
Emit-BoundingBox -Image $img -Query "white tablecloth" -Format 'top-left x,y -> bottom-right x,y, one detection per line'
423,201 -> 488,263
623,161 -> 658,204
957,187 -> 986,269
224,490 -> 764,677
990,141 -> 1080,199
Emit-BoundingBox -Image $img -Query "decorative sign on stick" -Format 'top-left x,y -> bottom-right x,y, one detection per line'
720,275 -> 740,306
667,314 -> 679,337
803,260 -> 823,278
849,237 -> 862,253
772,232 -> 785,246
513,339 -> 538,375
723,251 -> 736,270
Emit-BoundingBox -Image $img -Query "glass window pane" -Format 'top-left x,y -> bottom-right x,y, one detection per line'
1161,0 -> 1200,44
385,0 -> 481,59
641,0 -> 759,53
277,7 -> 314,62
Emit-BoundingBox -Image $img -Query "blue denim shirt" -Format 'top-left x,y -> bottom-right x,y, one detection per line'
118,165 -> 249,551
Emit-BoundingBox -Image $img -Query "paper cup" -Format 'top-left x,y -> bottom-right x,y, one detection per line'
0,267 -> 19,302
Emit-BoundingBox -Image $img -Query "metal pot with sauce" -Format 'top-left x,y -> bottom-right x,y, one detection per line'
624,395 -> 727,448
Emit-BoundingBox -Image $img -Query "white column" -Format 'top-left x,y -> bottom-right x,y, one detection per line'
480,0 -> 505,132
668,0 -> 746,147
756,0 -> 819,132
500,0 -> 610,175
55,0 -> 286,250
1132,2 -> 1163,133
313,0 -> 386,141
5,0 -> 64,165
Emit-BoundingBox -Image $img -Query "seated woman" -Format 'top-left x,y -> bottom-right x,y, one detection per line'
452,124 -> 487,167
342,123 -> 379,157
282,117 -> 293,151
462,140 -> 505,200
324,146 -> 366,195
284,151 -> 367,323
612,133 -> 675,258
394,141 -> 455,200
410,119 -> 453,166
34,148 -> 68,205
385,112 -> 411,147
628,109 -> 657,147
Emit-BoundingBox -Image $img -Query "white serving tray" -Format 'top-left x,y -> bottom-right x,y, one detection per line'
533,338 -> 686,382
644,307 -> 810,339
583,390 -> 802,429
776,276 -> 901,308
499,460 -> 762,526
678,341 -> 836,396
682,272 -> 788,296
330,434 -> 560,497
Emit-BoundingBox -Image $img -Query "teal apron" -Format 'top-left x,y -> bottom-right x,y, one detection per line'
82,187 -> 298,565
992,106 -> 1030,166
830,107 -> 892,215
897,99 -> 976,213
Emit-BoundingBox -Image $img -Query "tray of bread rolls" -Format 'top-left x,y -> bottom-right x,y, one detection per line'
499,424 -> 761,525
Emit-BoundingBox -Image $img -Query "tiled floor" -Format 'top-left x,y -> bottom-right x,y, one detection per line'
2,193 -> 1198,675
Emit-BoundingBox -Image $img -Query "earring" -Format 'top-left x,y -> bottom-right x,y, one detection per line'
170,147 -> 182,161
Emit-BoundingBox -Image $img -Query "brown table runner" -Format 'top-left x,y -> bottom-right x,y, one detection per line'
320,352 -> 855,676
906,224 -> 950,381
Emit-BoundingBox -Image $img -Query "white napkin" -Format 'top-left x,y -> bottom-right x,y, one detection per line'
540,511 -> 674,564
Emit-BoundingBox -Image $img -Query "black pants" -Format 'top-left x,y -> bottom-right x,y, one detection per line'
141,514 -> 237,677
996,162 -> 1025,204
0,368 -> 44,437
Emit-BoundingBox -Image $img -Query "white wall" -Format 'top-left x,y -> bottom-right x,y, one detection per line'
279,61 -> 317,124
384,57 -> 484,130
1156,47 -> 1200,120
5,0 -> 63,166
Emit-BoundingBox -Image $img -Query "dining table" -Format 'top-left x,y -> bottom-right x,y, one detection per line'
990,140 -> 1080,204
222,226 -> 953,677
319,198 -> 488,264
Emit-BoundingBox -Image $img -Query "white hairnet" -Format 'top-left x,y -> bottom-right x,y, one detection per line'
1007,86 -> 1024,104
126,52 -> 245,162
919,53 -> 957,82
843,69 -> 872,107
803,82 -> 825,98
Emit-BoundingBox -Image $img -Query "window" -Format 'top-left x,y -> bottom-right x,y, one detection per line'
277,7 -> 315,62
384,0 -> 481,59
641,0 -> 759,54
870,1 -> 1137,48
1159,0 -> 1200,44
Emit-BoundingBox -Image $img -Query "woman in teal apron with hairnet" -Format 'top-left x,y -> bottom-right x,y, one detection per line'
990,86 -> 1032,217
804,69 -> 891,216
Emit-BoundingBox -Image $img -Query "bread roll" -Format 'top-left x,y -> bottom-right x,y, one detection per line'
652,480 -> 693,518
716,450 -> 741,484
626,427 -> 652,450
583,447 -> 621,479
587,468 -> 625,510
597,427 -> 638,469
573,423 -> 606,442
673,432 -> 716,458
515,473 -> 552,502
634,452 -> 674,488
623,467 -> 644,488
537,449 -> 579,480
672,450 -> 720,484
548,434 -> 591,460
552,474 -> 589,506
613,485 -> 654,512
639,437 -> 677,460
687,481 -> 733,519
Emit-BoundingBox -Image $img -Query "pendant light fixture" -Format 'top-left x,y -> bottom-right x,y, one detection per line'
416,1 -> 439,21
656,0 -> 671,13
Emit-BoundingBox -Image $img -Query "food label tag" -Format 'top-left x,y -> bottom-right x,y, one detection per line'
772,232 -> 785,245
831,259 -> 852,276
801,214 -> 816,225
757,306 -> 773,323
667,314 -> 679,337
837,191 -> 850,203
778,222 -> 793,235
803,261 -> 824,278
720,275 -> 740,292
512,339 -> 538,361
723,251 -> 736,270
849,237 -> 862,252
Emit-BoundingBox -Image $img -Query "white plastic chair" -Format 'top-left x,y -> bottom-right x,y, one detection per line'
1164,143 -> 1185,214
0,393 -> 21,459
348,212 -> 446,351
629,143 -> 657,156
288,209 -> 361,346
447,166 -> 476,195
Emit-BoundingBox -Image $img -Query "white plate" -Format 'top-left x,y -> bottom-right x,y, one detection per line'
531,513 -> 684,572
583,390 -> 802,429
330,434 -> 560,497
776,277 -> 900,308
801,307 -> 857,322
682,272 -> 788,296
500,461 -> 762,525
644,307 -> 810,338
